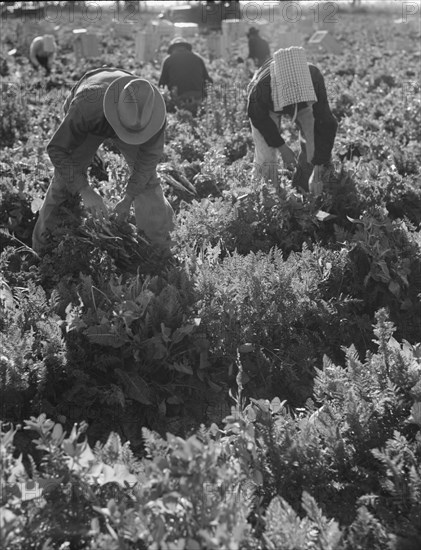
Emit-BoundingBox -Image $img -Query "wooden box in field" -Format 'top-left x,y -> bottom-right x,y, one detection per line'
277,32 -> 304,49
207,32 -> 223,59
73,29 -> 100,60
221,19 -> 244,43
173,22 -> 199,38
112,20 -> 135,39
135,31 -> 158,63
307,30 -> 342,55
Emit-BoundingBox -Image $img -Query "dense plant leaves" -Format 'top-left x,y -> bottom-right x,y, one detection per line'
84,324 -> 129,349
115,369 -> 153,405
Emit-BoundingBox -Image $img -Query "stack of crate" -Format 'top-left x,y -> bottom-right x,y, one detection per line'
135,31 -> 159,63
73,29 -> 100,60
112,20 -> 135,39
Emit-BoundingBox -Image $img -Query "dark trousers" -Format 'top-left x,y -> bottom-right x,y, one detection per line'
32,54 -> 50,76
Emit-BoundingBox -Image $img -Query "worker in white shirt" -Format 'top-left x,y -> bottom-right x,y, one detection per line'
29,35 -> 57,76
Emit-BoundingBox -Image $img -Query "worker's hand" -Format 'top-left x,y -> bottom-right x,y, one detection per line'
308,165 -> 323,196
113,195 -> 133,221
279,144 -> 297,169
80,187 -> 108,219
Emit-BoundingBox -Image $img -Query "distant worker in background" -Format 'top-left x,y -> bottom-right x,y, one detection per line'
158,37 -> 213,114
32,68 -> 174,254
247,47 -> 338,195
247,27 -> 271,69
29,34 -> 57,76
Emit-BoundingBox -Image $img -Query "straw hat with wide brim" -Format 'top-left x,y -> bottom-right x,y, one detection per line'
103,76 -> 166,145
247,27 -> 259,37
168,37 -> 192,54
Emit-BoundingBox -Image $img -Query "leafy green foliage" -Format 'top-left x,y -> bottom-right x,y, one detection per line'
2,313 -> 421,549
0,80 -> 30,147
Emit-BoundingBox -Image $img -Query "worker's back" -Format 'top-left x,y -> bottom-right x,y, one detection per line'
161,49 -> 210,96
248,35 -> 271,68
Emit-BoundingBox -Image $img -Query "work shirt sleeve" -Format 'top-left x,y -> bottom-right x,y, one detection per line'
158,58 -> 170,88
248,37 -> 257,60
201,59 -> 213,84
29,38 -> 41,67
247,77 -> 285,148
46,102 -> 91,193
118,126 -> 165,198
310,66 -> 338,165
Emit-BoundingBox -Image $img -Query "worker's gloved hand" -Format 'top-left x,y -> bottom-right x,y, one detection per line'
113,195 -> 133,221
80,187 -> 108,219
279,144 -> 297,169
308,165 -> 324,196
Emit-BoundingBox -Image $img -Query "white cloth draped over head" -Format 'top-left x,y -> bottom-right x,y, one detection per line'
270,47 -> 316,115
42,34 -> 56,54
29,35 -> 57,67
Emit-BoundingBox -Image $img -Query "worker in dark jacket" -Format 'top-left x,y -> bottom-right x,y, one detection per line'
247,27 -> 270,68
158,37 -> 213,112
247,47 -> 338,194
32,67 -> 174,254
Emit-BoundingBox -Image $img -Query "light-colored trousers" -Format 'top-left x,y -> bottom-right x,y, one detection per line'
251,107 -> 315,191
32,134 -> 174,253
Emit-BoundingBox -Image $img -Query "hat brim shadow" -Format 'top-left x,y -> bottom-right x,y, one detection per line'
104,76 -> 166,145
168,42 -> 192,54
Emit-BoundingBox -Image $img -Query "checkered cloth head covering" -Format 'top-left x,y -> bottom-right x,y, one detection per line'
270,47 -> 316,113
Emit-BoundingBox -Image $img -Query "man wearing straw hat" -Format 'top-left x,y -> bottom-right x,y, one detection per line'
158,37 -> 213,114
29,35 -> 57,76
247,47 -> 338,195
32,67 -> 174,254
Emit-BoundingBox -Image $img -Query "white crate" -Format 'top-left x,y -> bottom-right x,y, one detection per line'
173,22 -> 199,39
207,32 -> 224,59
112,20 -> 135,39
135,31 -> 159,63
221,19 -> 244,42
73,29 -> 100,60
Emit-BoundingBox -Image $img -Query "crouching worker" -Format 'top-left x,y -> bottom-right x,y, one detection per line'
29,34 -> 57,76
32,68 -> 174,254
247,47 -> 338,194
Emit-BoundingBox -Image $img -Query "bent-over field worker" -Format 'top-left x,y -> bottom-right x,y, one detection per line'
247,27 -> 271,69
32,67 -> 174,254
29,34 -> 57,76
247,47 -> 338,194
158,37 -> 213,113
